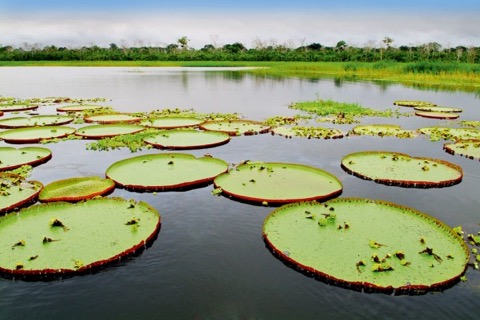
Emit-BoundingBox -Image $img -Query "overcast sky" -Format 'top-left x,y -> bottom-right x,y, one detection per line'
1,0 -> 479,49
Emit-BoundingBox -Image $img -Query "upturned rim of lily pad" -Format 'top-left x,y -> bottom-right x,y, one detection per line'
0,197 -> 161,279
143,129 -> 231,150
84,114 -> 143,124
0,115 -> 74,129
0,173 -> 43,215
141,117 -> 205,129
0,146 -> 52,171
199,120 -> 270,136
415,111 -> 459,120
39,176 -> 116,202
75,124 -> 146,139
262,198 -> 469,294
0,126 -> 76,144
341,151 -> 463,188
443,139 -> 480,161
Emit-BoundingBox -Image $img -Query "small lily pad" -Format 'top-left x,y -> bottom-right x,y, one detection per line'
415,112 -> 459,120
444,139 -> 480,161
106,153 -> 229,191
84,114 -> 142,124
0,126 -> 76,144
341,151 -> 463,188
393,100 -> 436,108
0,104 -> 39,112
39,176 -> 116,202
272,126 -> 344,139
57,105 -> 104,112
141,117 -> 204,129
75,124 -> 146,139
413,106 -> 462,113
263,198 -> 469,294
200,120 -> 270,136
349,124 -> 418,138
419,127 -> 480,141
0,147 -> 52,171
0,115 -> 74,129
213,161 -> 343,205
0,173 -> 43,215
144,129 -> 230,149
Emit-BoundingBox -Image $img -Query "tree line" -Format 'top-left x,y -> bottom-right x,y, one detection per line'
0,37 -> 478,63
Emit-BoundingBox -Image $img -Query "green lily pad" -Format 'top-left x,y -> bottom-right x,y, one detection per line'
419,127 -> 480,141
349,124 -> 418,138
341,151 -> 463,188
0,173 -> 43,214
0,126 -> 76,144
271,126 -> 344,139
0,104 -> 39,112
213,161 -> 343,205
0,147 -> 52,171
444,139 -> 480,161
415,112 -> 459,120
0,197 -> 160,278
39,177 -> 116,202
84,114 -> 142,124
393,100 -> 436,108
413,106 -> 462,113
0,115 -> 74,129
141,117 -> 204,129
106,153 -> 229,191
144,129 -> 230,150
56,105 -> 104,112
200,120 -> 270,136
75,124 -> 146,139
263,198 -> 469,294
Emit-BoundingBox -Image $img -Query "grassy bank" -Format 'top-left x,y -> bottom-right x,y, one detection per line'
1,60 -> 479,92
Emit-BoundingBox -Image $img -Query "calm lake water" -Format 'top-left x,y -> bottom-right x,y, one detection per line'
0,67 -> 479,320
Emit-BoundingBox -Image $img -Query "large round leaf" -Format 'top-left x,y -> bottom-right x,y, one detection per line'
393,100 -> 436,108
349,124 -> 418,138
84,114 -> 142,124
444,139 -> 480,161
214,161 -> 343,205
141,117 -> 204,129
0,147 -> 52,171
415,111 -> 459,120
419,127 -> 480,141
57,105 -> 104,112
0,126 -> 76,144
75,124 -> 145,139
0,115 -> 74,129
272,126 -> 344,139
263,198 -> 469,294
144,129 -> 230,150
39,176 -> 116,202
341,151 -> 463,188
0,104 -> 38,112
413,106 -> 462,113
0,174 -> 43,214
200,120 -> 270,136
106,153 -> 229,191
0,197 -> 160,278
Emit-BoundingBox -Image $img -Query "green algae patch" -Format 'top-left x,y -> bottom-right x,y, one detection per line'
271,126 -> 344,139
0,197 -> 160,278
141,117 -> 204,129
213,161 -> 342,205
0,126 -> 76,144
199,120 -> 270,136
144,129 -> 230,150
39,177 -> 116,202
57,105 -> 104,112
415,111 -> 459,120
444,140 -> 480,161
349,124 -> 418,138
341,151 -> 463,188
393,100 -> 436,108
419,127 -> 480,141
84,114 -> 142,124
0,147 -> 52,171
0,173 -> 43,215
263,199 -> 469,294
0,115 -> 74,129
75,124 -> 146,139
106,153 -> 229,191
413,106 -> 462,113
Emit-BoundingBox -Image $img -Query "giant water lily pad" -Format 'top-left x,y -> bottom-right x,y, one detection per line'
0,174 -> 43,214
444,140 -> 480,161
0,126 -> 76,144
144,129 -> 230,150
413,106 -> 462,113
84,114 -> 142,124
0,147 -> 52,171
106,153 -> 229,191
393,100 -> 436,108
213,161 -> 343,205
263,198 -> 469,294
39,177 -> 116,202
271,126 -> 344,139
419,127 -> 480,141
57,105 -> 104,112
200,120 -> 270,136
349,124 -> 418,138
141,117 -> 204,129
0,197 -> 160,278
415,112 -> 459,120
0,115 -> 74,129
341,151 -> 463,188
75,124 -> 145,139
0,104 -> 39,112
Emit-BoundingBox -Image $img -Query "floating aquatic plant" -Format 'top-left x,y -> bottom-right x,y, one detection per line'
56,105 -> 105,112
0,173 -> 43,215
349,124 -> 418,138
0,147 -> 52,171
200,120 -> 270,136
419,127 -> 480,141
444,139 -> 480,161
75,124 -> 146,139
393,100 -> 436,108
140,117 -> 204,129
39,176 -> 116,202
414,111 -> 459,120
144,129 -> 230,150
84,114 -> 142,124
413,106 -> 462,113
0,126 -> 76,144
271,126 -> 344,139
0,115 -> 74,129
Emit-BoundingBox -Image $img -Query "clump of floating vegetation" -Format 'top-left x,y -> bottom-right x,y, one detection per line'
86,128 -> 160,152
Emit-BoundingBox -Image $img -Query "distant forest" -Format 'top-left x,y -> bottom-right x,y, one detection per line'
1,37 -> 479,63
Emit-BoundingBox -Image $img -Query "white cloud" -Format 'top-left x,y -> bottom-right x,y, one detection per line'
1,11 -> 478,49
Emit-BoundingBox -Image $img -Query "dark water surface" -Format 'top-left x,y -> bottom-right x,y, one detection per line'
0,67 -> 479,320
